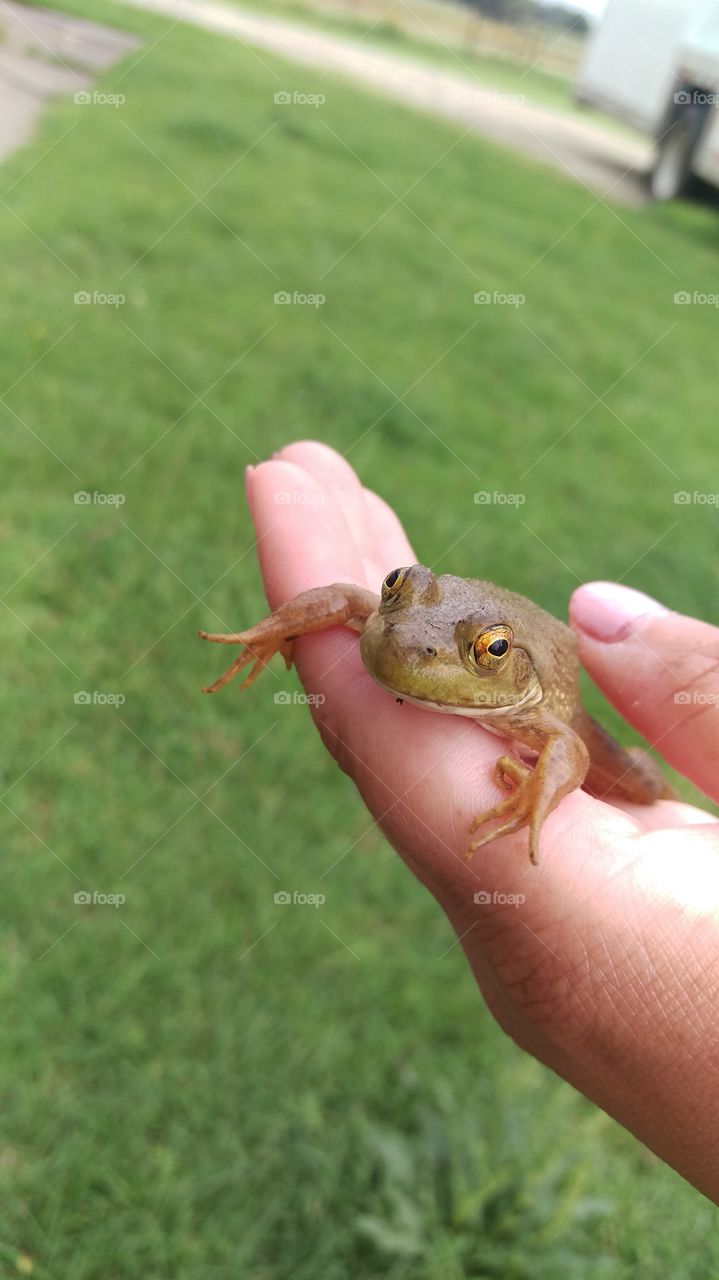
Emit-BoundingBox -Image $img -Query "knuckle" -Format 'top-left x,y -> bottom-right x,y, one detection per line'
660,649 -> 719,710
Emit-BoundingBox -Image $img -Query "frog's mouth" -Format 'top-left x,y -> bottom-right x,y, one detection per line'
375,681 -> 543,720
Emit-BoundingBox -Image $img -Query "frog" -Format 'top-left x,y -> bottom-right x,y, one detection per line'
199,563 -> 672,865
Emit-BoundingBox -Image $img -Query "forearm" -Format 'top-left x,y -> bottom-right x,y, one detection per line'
449,826 -> 719,1202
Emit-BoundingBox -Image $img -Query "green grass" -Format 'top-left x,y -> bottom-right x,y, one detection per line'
3,0 -> 719,1275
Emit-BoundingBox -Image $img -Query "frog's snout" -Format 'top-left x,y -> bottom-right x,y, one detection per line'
383,627 -> 443,671
381,623 -> 437,658
361,617 -> 442,690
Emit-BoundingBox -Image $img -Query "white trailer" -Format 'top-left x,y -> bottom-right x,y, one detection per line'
575,0 -> 719,199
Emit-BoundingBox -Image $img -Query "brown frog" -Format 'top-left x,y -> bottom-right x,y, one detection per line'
200,564 -> 672,864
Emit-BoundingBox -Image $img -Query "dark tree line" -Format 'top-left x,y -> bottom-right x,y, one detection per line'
461,0 -> 591,35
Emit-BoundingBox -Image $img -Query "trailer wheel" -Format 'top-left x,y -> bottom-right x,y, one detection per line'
650,97 -> 710,201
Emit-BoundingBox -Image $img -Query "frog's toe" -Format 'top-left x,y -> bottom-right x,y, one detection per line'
495,754 -> 533,791
202,639 -> 276,693
468,791 -> 517,835
468,757 -> 532,832
466,808 -> 531,859
202,645 -> 255,693
279,639 -> 295,670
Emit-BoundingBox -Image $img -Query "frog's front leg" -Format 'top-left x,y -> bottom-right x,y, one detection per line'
200,583 -> 378,693
467,717 -> 589,866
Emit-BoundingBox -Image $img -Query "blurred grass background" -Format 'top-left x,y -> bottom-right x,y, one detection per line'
2,0 -> 719,1275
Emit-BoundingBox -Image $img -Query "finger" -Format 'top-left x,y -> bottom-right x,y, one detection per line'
362,487 -> 417,580
246,456 -> 378,737
570,582 -> 719,802
250,458 -> 370,600
609,796 -> 717,832
274,441 -> 381,586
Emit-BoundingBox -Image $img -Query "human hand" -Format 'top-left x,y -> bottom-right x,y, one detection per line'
244,440 -> 719,1203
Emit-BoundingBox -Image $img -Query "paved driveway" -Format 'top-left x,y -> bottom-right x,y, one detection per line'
0,1 -> 138,163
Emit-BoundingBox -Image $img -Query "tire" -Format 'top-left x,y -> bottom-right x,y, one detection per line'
650,97 -> 710,201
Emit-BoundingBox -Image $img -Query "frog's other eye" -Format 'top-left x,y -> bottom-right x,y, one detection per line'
381,567 -> 408,596
470,624 -> 513,670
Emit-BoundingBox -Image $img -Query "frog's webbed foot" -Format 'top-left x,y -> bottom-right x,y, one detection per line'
199,583 -> 378,694
466,727 -> 589,866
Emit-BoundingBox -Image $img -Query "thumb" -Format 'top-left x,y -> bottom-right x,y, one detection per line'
569,582 -> 719,804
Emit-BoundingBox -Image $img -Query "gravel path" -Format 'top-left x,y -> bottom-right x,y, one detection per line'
121,0 -> 652,205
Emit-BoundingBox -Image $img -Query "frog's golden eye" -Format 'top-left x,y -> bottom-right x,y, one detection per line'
471,624 -> 513,670
382,566 -> 408,596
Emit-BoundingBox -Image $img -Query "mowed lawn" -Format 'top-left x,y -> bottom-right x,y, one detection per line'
2,2 -> 719,1276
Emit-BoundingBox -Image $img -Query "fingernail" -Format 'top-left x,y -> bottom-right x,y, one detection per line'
570,582 -> 668,642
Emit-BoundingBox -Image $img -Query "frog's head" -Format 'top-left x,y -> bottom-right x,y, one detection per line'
359,564 -> 541,714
